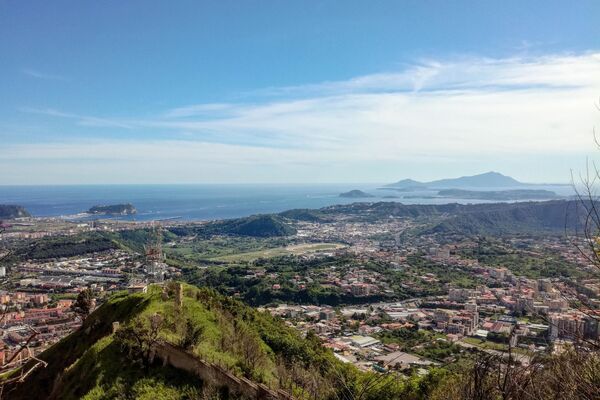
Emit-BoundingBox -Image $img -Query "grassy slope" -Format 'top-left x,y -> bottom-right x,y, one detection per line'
59,337 -> 205,400
210,243 -> 345,262
4,284 -> 348,399
6,283 -> 442,400
4,291 -> 153,399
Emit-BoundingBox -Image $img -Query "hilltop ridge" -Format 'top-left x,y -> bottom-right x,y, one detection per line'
4,284 -> 320,399
6,283 -> 432,400
171,214 -> 297,238
282,200 -> 583,236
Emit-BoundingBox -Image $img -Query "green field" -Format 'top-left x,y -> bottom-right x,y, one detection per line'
461,337 -> 508,351
461,337 -> 528,354
210,242 -> 346,262
163,236 -> 289,261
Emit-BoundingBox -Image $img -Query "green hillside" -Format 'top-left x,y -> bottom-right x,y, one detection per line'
171,215 -> 297,238
206,215 -> 297,237
300,200 -> 582,236
4,283 -> 437,400
425,200 -> 580,236
278,209 -> 330,222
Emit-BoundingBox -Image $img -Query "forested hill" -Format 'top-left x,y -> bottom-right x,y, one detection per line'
170,214 -> 297,238
283,200 -> 584,236
0,205 -> 31,219
424,200 -> 580,235
207,214 -> 297,237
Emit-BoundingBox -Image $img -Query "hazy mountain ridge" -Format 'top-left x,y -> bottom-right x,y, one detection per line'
423,200 -> 579,236
284,200 -> 583,236
385,171 -> 526,189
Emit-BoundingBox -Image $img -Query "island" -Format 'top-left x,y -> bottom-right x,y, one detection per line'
87,203 -> 137,215
384,171 -> 526,189
339,190 -> 375,198
0,205 -> 31,219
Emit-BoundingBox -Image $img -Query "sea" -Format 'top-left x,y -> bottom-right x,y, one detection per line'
0,184 -> 576,222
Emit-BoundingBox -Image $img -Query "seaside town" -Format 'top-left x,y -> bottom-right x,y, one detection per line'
1,207 -> 599,379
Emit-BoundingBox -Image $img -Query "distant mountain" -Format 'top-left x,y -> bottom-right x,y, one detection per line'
385,171 -> 525,189
0,205 -> 31,219
339,189 -> 374,198
88,203 -> 137,215
430,172 -> 524,188
386,179 -> 424,189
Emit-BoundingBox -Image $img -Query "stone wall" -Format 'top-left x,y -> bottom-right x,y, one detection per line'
151,341 -> 294,400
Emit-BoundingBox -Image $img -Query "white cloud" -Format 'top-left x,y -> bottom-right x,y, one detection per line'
8,52 -> 600,183
163,103 -> 237,118
20,107 -> 135,129
149,52 -> 600,157
249,53 -> 600,96
22,68 -> 68,81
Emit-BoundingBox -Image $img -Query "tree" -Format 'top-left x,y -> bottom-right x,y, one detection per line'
72,288 -> 94,320
115,313 -> 164,366
234,323 -> 266,379
179,318 -> 204,350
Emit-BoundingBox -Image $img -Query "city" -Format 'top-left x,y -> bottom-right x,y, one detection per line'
1,202 -> 598,383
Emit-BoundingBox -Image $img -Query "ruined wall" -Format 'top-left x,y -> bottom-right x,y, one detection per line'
151,342 -> 294,400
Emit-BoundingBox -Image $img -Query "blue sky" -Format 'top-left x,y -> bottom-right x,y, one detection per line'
1,1 -> 600,184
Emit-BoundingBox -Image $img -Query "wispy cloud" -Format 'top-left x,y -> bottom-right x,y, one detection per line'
246,53 -> 600,97
163,103 -> 237,118
22,68 -> 68,81
149,52 -> 600,154
9,52 -> 600,183
19,107 -> 134,129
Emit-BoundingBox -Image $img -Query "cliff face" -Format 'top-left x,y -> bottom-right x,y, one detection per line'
0,205 -> 31,219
